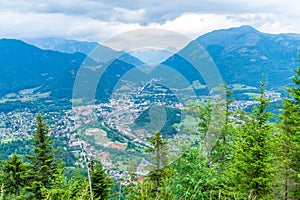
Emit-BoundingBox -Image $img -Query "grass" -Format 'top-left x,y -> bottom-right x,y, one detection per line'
244,92 -> 259,98
70,98 -> 83,104
116,160 -> 128,171
35,91 -> 51,98
231,84 -> 257,91
86,128 -> 112,146
19,86 -> 41,95
95,135 -> 111,147
0,91 -> 51,103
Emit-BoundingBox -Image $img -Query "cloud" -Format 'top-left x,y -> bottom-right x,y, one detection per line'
0,11 -> 143,41
1,0 -> 299,24
0,0 -> 299,41
156,14 -> 244,38
112,7 -> 145,23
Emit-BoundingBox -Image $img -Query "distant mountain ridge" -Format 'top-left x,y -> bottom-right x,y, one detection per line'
0,38 -> 143,101
195,25 -> 300,88
0,25 -> 300,102
24,37 -> 99,55
0,38 -> 88,97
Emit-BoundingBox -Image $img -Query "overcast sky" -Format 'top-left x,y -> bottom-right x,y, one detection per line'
0,0 -> 299,42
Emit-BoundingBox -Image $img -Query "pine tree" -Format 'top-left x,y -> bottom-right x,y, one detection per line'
25,113 -> 62,199
90,160 -> 114,200
125,177 -> 158,200
0,183 -> 4,200
40,169 -> 68,199
211,85 -> 236,170
145,132 -> 171,190
188,101 -> 212,139
1,154 -> 29,196
187,101 -> 213,160
126,131 -> 170,199
289,67 -> 300,197
276,66 -> 300,199
146,132 -> 168,171
227,82 -> 275,199
169,146 -> 220,199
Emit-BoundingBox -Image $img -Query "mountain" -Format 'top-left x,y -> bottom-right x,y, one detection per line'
24,37 -> 99,55
45,55 -> 143,101
195,25 -> 300,88
0,38 -> 144,101
163,25 -> 300,94
0,39 -> 88,97
1,26 -> 300,104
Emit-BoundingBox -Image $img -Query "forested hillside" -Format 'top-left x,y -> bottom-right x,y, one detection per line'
1,65 -> 299,199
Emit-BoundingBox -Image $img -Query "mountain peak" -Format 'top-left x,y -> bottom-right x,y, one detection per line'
196,25 -> 262,46
231,25 -> 259,32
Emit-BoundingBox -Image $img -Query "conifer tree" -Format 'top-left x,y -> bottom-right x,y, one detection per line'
288,67 -> 300,197
187,101 -> 213,160
1,154 -> 29,196
211,85 -> 236,170
276,66 -> 300,199
90,160 -> 114,200
129,131 -> 173,199
145,132 -> 171,190
25,113 -> 62,199
146,132 -> 168,171
227,82 -> 275,199
169,146 -> 220,199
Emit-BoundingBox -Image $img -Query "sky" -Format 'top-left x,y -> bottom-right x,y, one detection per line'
0,0 -> 299,42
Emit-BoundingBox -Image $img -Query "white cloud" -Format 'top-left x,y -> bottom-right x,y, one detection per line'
0,11 -> 144,41
112,7 -> 145,23
155,12 -> 300,39
156,14 -> 244,39
0,0 -> 299,41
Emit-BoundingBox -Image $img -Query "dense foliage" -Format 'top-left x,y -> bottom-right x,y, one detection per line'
0,66 -> 300,199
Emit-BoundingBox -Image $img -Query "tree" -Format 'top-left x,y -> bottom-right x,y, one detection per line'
40,169 -> 68,199
90,160 -> 114,200
226,82 -> 275,199
25,113 -> 62,199
125,132 -> 173,199
168,146 -> 220,199
0,154 -> 29,197
276,66 -> 300,199
188,101 -> 212,139
288,67 -> 300,196
145,132 -> 172,192
125,177 -> 158,200
211,85 -> 236,171
40,168 -> 91,200
186,101 -> 213,161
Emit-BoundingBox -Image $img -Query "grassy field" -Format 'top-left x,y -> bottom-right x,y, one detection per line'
86,128 -> 112,147
19,86 -> 41,95
244,92 -> 260,98
231,83 -> 257,91
0,91 -> 51,103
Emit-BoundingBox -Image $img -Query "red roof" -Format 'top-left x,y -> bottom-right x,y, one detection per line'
137,177 -> 143,182
110,143 -> 126,150
100,152 -> 110,162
